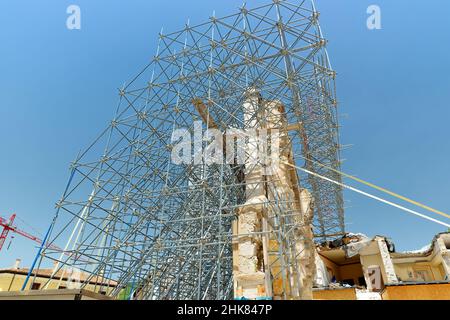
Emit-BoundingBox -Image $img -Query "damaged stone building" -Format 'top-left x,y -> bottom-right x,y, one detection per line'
313,232 -> 450,300
230,88 -> 450,301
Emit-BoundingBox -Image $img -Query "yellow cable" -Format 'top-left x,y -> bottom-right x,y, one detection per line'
296,156 -> 450,220
281,160 -> 450,228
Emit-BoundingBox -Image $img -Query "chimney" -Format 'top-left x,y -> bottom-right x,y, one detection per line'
14,259 -> 21,269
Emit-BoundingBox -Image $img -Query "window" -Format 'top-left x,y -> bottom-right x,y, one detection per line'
358,276 -> 367,287
342,279 -> 355,286
31,283 -> 41,290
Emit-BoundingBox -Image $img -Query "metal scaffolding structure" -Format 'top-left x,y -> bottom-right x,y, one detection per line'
32,0 -> 344,299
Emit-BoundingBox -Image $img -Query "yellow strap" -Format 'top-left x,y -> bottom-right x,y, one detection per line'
298,156 -> 450,220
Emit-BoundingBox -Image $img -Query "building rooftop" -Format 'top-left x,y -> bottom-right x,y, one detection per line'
0,267 -> 117,287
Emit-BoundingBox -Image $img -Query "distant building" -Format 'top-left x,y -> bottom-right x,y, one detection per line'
0,260 -> 117,295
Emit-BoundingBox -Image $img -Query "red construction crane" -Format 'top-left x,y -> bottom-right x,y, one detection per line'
0,213 -> 62,254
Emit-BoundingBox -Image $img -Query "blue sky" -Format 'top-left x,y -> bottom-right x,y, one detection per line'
0,0 -> 449,268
